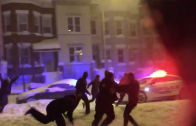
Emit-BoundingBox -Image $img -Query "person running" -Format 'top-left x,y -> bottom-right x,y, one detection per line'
25,95 -> 77,126
92,72 -> 117,126
0,74 -> 20,113
75,72 -> 91,115
87,75 -> 100,102
116,73 -> 140,126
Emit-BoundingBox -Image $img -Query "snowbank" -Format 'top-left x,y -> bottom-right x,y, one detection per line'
0,100 -> 191,126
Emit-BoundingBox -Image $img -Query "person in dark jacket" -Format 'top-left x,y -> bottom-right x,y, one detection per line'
25,94 -> 77,126
91,72 -> 117,126
75,72 -> 91,114
87,75 -> 100,102
116,73 -> 140,126
0,74 -> 20,113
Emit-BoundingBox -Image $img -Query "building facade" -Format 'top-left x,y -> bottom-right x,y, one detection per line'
0,0 -> 59,83
0,0 -> 167,84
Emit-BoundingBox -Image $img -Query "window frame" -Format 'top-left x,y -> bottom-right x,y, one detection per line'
69,46 -> 83,63
90,20 -> 96,35
67,16 -> 81,33
34,52 -> 44,67
129,22 -> 137,37
17,14 -> 28,32
5,43 -> 13,68
33,12 -> 41,33
104,21 -> 109,35
18,43 -> 31,67
3,14 -> 11,33
115,20 -> 123,36
117,49 -> 124,63
42,15 -> 52,35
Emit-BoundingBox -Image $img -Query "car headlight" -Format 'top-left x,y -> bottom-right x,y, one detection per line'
144,87 -> 150,92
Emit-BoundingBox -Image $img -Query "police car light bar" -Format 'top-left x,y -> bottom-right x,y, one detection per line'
150,70 -> 167,77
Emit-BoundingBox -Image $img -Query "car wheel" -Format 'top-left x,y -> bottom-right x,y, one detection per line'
179,87 -> 190,99
26,97 -> 37,103
138,91 -> 147,103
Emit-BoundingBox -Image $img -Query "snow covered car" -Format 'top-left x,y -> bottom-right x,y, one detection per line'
16,79 -> 78,104
122,70 -> 189,103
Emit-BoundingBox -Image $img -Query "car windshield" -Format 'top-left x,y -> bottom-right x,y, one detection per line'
139,77 -> 152,84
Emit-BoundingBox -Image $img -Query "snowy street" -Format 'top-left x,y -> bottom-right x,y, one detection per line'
0,100 -> 190,126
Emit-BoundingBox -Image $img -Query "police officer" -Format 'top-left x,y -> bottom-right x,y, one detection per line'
92,72 -> 117,126
119,73 -> 128,85
116,73 -> 139,126
25,95 -> 77,126
75,72 -> 90,114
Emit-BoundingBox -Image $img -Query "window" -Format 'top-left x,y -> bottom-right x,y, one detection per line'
17,14 -> 28,32
129,23 -> 137,37
91,20 -> 96,34
69,47 -> 82,63
4,15 -> 11,32
106,49 -> 111,60
67,17 -> 81,32
92,45 -> 99,61
116,21 -> 123,35
105,21 -> 109,35
34,52 -> 43,66
6,48 -> 13,65
42,17 -> 52,34
34,16 -> 40,33
20,47 -> 30,65
117,49 -> 124,63
49,84 -> 75,89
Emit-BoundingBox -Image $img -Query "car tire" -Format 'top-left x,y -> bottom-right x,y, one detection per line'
26,97 -> 37,103
138,91 -> 147,103
179,87 -> 190,100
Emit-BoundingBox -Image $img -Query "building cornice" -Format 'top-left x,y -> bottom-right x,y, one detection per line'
0,0 -> 54,8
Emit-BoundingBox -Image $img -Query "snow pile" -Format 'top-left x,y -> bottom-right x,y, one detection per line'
0,100 -> 191,126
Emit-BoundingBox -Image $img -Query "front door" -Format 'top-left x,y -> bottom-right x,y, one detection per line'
42,52 -> 55,72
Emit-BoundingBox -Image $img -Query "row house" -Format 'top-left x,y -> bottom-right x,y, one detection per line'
0,0 -> 59,83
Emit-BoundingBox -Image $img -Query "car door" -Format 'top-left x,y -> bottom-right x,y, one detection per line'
149,77 -> 172,98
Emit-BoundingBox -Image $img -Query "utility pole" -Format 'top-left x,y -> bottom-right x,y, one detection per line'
101,7 -> 108,70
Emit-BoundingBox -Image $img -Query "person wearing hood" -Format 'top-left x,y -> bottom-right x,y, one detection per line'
0,74 -> 20,113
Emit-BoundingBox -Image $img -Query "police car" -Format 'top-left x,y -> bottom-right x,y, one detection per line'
122,70 -> 190,103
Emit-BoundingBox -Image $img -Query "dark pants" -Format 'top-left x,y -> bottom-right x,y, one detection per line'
89,92 -> 97,103
0,94 -> 8,113
29,108 -> 68,126
123,102 -> 138,126
92,102 -> 115,126
75,94 -> 90,114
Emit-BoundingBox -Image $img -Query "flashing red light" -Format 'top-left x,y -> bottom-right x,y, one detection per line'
150,70 -> 167,77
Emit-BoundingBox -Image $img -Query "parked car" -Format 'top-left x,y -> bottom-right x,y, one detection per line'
16,79 -> 78,104
121,70 -> 190,103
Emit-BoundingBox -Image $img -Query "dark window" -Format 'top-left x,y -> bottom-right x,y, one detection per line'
91,20 -> 96,34
117,49 -> 124,62
105,22 -> 109,35
116,21 -> 122,35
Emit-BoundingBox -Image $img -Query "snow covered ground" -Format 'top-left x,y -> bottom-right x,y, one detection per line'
0,100 -> 191,126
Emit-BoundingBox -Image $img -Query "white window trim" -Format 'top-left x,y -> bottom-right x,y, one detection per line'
16,13 -> 29,34
33,11 -> 41,34
69,46 -> 83,63
128,21 -> 138,38
115,44 -> 126,49
17,43 -> 31,68
5,43 -> 13,68
42,14 -> 53,37
34,52 -> 44,67
67,16 -> 81,33
114,17 -> 124,21
115,20 -> 124,38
